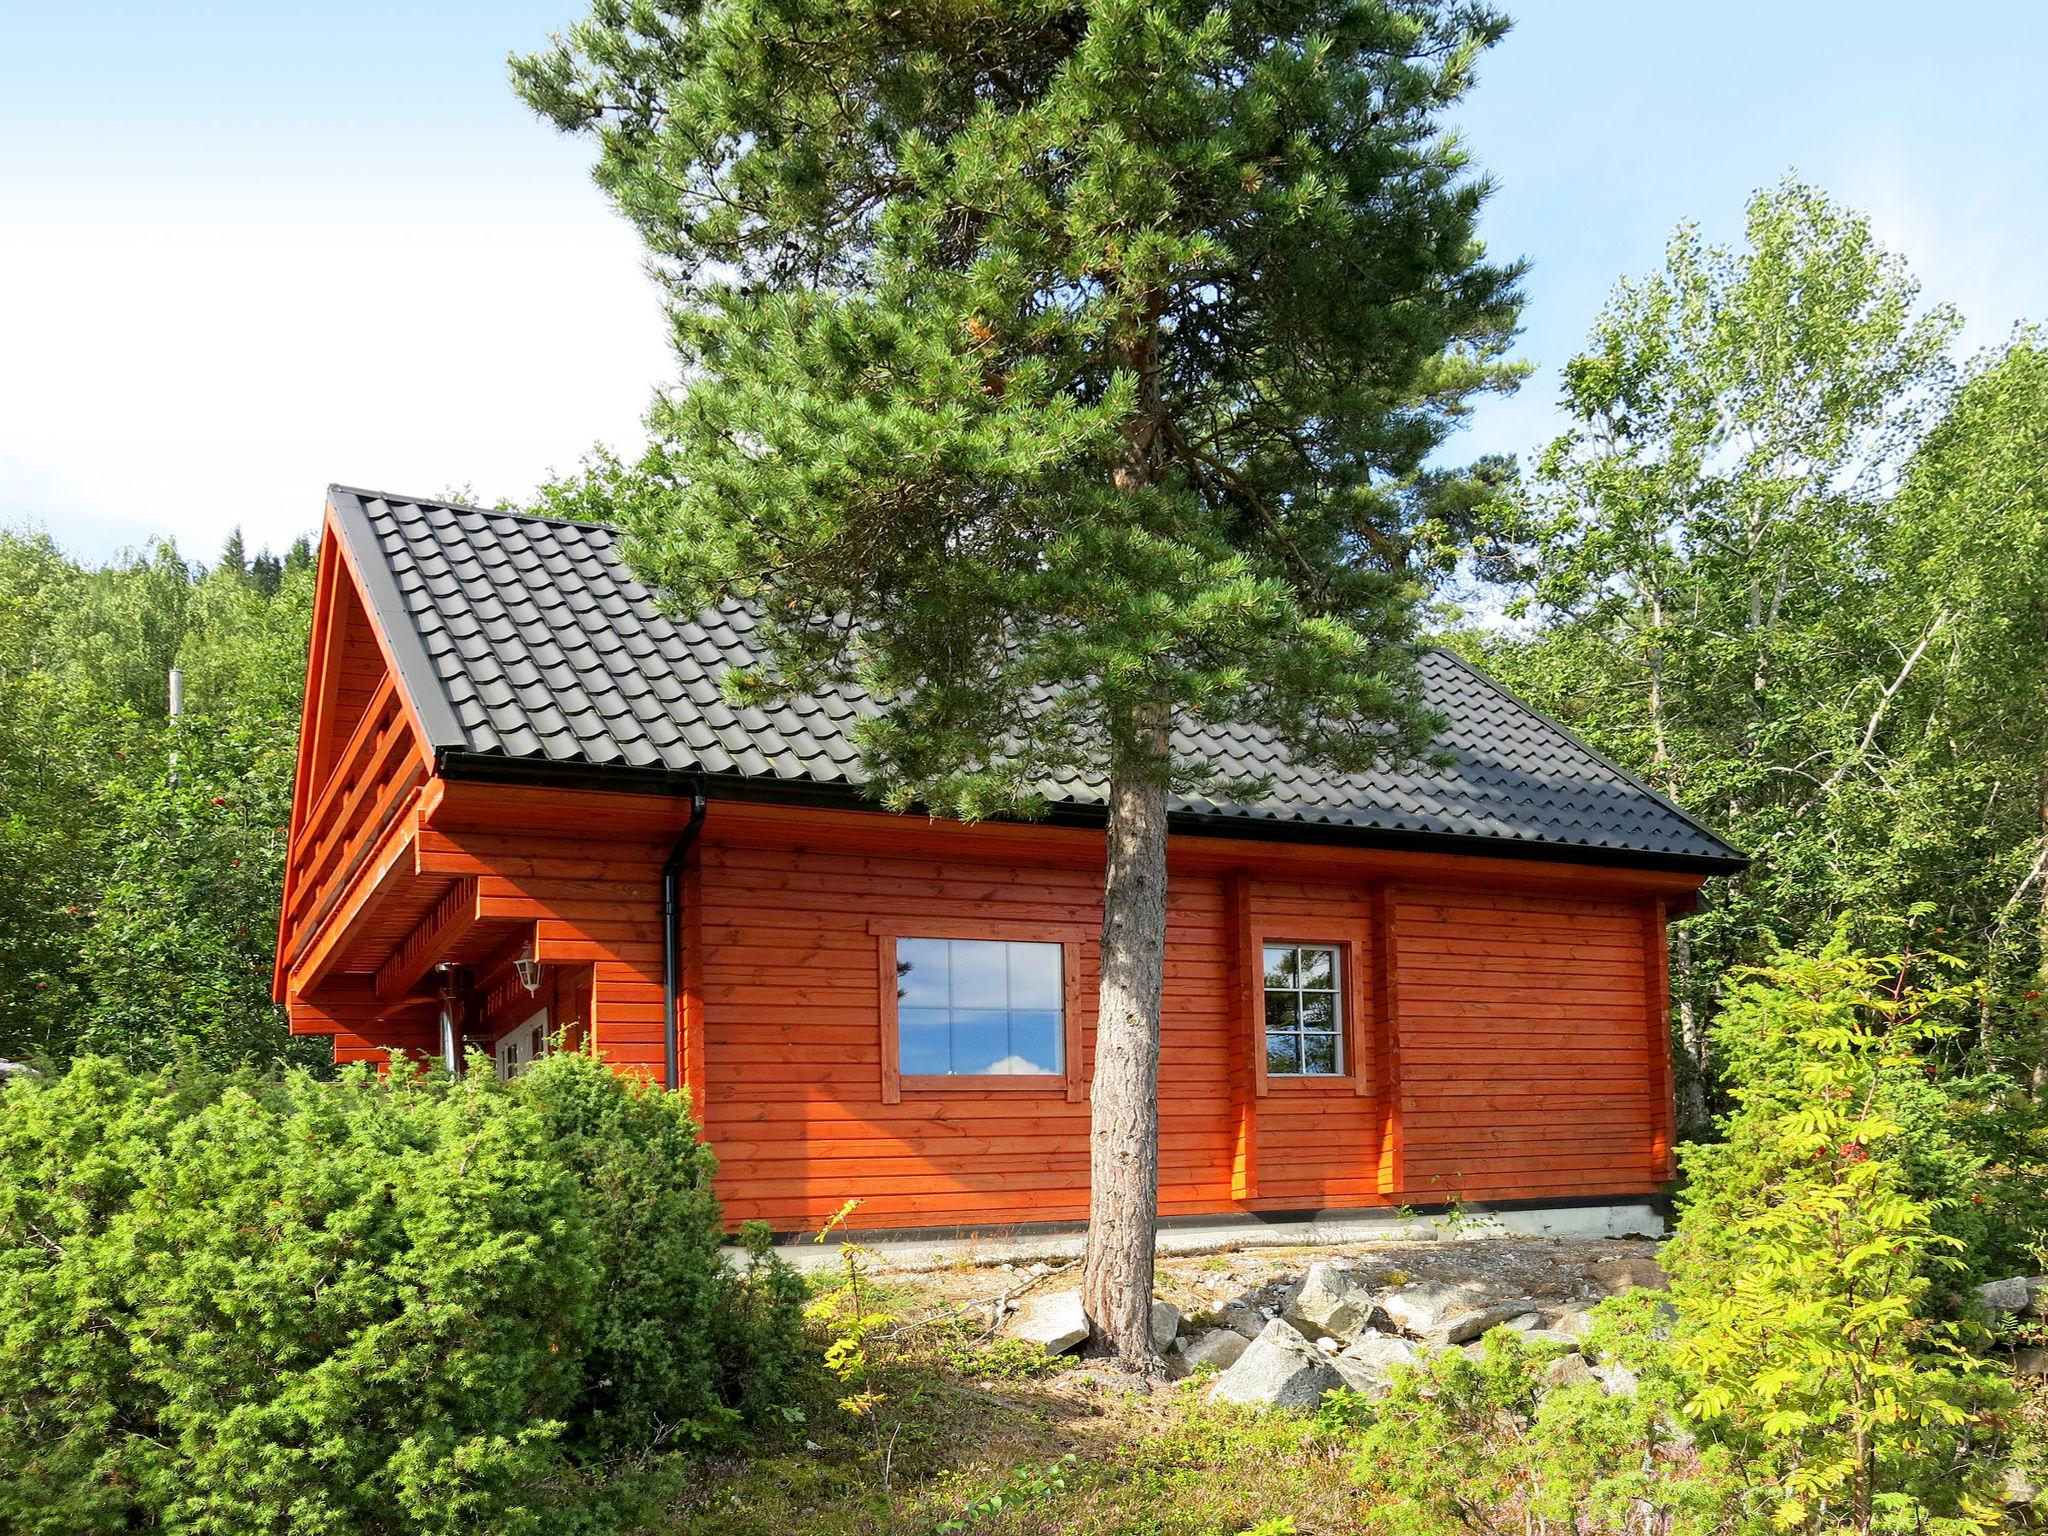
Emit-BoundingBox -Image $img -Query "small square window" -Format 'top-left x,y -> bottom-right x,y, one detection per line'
1262,944 -> 1343,1076
896,937 -> 1064,1076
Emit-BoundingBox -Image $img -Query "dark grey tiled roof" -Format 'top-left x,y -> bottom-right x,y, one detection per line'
331,486 -> 1743,870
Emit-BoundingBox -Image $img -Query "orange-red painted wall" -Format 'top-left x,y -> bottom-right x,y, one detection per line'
295,782 -> 1686,1235
688,830 -> 1674,1231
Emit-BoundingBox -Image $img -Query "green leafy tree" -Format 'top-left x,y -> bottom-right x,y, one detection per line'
1876,340 -> 2048,1090
514,0 -> 1522,1365
72,711 -> 322,1072
0,531 -> 316,1070
1483,181 -> 1958,1130
0,534 -> 138,1059
1664,937 -> 2010,1535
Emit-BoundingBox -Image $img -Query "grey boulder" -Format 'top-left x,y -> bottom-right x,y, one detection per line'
1003,1290 -> 1089,1354
1150,1300 -> 1182,1353
1283,1262 -> 1378,1343
1381,1281 -> 1540,1345
1594,1362 -> 1641,1397
1976,1276 -> 2034,1317
1540,1352 -> 1600,1391
1207,1319 -> 1342,1409
1217,1297 -> 1268,1340
1330,1333 -> 1427,1398
1177,1328 -> 1251,1373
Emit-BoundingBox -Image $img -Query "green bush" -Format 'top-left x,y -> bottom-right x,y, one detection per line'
0,1049 -> 805,1534
1664,937 -> 2011,1534
1339,1329 -> 1742,1535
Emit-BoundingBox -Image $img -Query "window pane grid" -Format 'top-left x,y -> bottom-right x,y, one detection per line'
1263,943 -> 1342,1077
897,938 -> 1064,1076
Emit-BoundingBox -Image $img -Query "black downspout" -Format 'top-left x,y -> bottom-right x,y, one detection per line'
661,791 -> 708,1094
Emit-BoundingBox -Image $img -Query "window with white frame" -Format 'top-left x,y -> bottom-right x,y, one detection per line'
494,1009 -> 548,1080
1263,944 -> 1343,1075
895,938 -> 1063,1076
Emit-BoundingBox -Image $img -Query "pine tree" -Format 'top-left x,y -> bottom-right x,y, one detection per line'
515,0 -> 1523,1366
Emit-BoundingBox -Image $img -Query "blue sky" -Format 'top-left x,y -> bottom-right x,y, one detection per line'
2,1 -> 2042,562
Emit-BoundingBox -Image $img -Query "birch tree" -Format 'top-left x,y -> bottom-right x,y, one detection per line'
1492,181 -> 1956,1130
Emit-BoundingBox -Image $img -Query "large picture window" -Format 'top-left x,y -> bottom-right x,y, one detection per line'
896,938 -> 1065,1076
1263,943 -> 1343,1076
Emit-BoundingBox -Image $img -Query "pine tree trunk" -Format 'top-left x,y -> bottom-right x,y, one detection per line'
1082,721 -> 1170,1371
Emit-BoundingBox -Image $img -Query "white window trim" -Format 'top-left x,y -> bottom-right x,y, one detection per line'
495,1008 -> 549,1080
1263,943 -> 1345,1077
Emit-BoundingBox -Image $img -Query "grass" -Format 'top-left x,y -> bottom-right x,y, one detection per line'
634,1270 -> 1361,1536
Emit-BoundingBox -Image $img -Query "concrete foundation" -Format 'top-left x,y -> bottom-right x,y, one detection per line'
763,1200 -> 1665,1272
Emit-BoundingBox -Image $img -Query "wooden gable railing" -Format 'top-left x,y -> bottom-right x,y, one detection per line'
278,670 -> 427,986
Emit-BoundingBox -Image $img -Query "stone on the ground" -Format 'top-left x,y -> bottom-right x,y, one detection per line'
1177,1328 -> 1250,1374
1330,1333 -> 1425,1397
1380,1280 -> 1522,1343
1976,1275 -> 2035,1317
1218,1297 -> 1267,1339
1548,1306 -> 1598,1339
1514,1329 -> 1582,1350
1589,1255 -> 1668,1295
2013,1346 -> 2047,1377
1150,1300 -> 1182,1353
1594,1362 -> 1641,1397
1283,1262 -> 1378,1343
1207,1318 -> 1342,1409
1540,1353 -> 1600,1391
1503,1311 -> 1545,1331
1380,1281 -> 1540,1345
1004,1290 -> 1089,1354
2025,1276 -> 2048,1317
2001,1466 -> 2042,1507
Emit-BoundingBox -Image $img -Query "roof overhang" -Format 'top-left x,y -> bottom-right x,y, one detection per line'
433,747 -> 1751,880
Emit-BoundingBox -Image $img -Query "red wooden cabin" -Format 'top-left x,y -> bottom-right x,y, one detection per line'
279,487 -> 1743,1237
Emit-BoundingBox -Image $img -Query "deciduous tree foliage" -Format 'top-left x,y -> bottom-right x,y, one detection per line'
1663,939 -> 2011,1536
514,0 -> 1523,1366
1471,182 -> 2048,1128
0,530 -> 315,1070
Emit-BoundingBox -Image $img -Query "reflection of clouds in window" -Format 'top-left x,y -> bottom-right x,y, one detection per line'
1263,943 -> 1343,1077
896,938 -> 1063,1076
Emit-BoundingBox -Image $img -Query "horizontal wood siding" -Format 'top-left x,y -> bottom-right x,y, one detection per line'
1394,889 -> 1666,1203
696,846 -> 1674,1232
299,785 -> 1684,1233
415,823 -> 674,1081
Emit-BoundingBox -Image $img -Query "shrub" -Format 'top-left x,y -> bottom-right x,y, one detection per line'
0,1049 -> 804,1535
1341,1329 -> 1742,1536
1664,936 -> 2011,1534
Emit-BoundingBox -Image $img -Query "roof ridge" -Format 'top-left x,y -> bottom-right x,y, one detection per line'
327,483 -> 614,537
1423,644 -> 1736,856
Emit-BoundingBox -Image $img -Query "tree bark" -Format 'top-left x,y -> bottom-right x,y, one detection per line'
1082,714 -> 1171,1371
2035,770 -> 2048,1101
1670,923 -> 1710,1136
1640,596 -> 1710,1136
